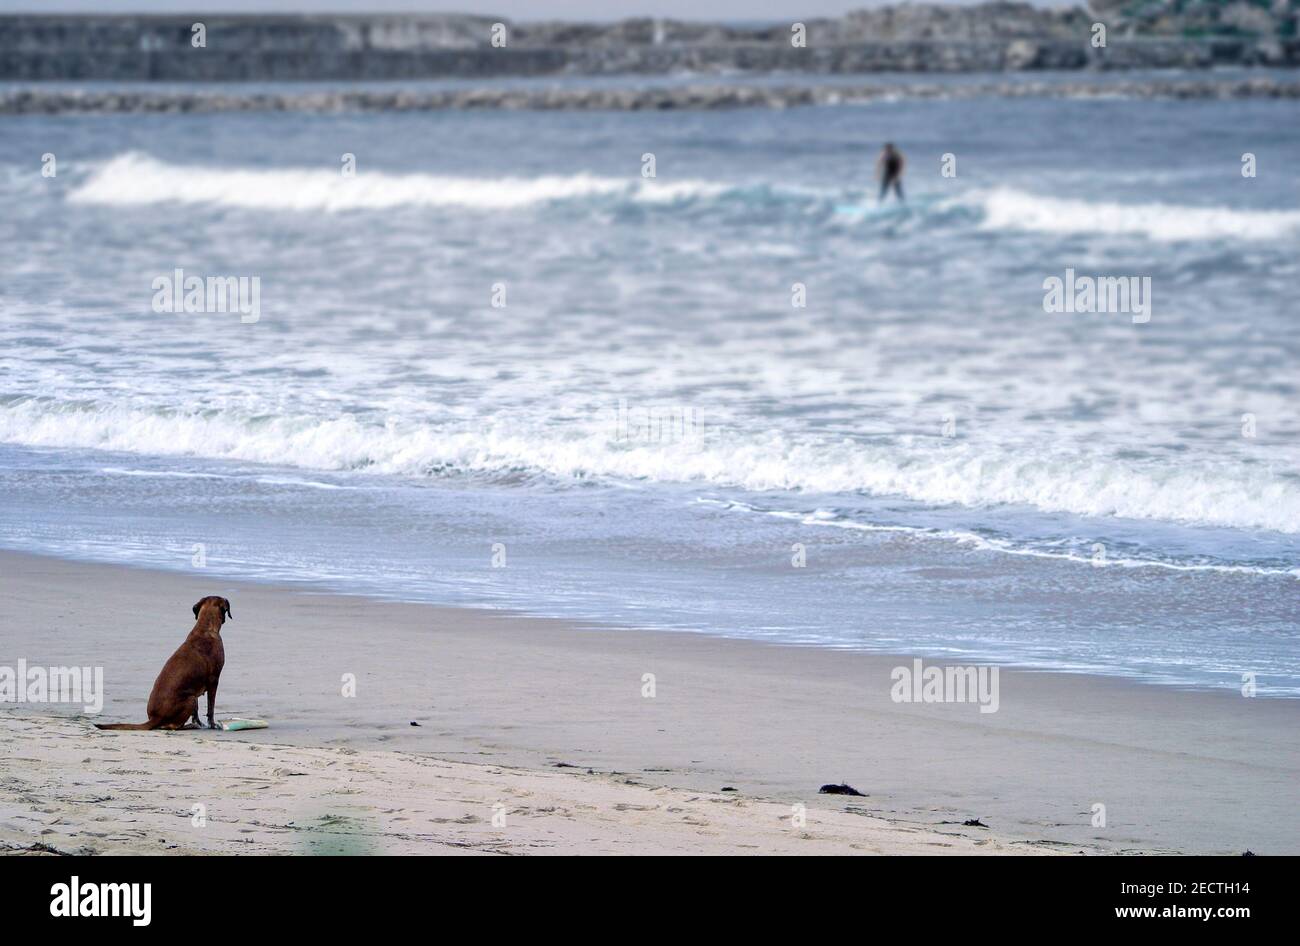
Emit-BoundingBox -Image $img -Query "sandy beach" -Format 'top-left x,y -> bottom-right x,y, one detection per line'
1,714 -> 1053,856
2,550 -> 1295,855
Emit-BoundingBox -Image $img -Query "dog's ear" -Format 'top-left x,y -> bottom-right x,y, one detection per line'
193,597 -> 206,618
222,598 -> 232,621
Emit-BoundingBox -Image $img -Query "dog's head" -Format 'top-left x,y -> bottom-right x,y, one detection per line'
192,595 -> 233,624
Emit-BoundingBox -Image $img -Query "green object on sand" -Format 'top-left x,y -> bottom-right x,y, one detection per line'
220,718 -> 268,732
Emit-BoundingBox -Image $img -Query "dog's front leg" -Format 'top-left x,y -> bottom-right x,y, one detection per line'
206,682 -> 220,729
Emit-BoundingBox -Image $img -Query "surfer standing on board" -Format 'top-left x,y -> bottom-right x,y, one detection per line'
876,142 -> 905,203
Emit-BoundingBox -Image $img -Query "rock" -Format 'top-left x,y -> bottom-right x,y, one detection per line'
1005,39 -> 1041,69
1222,2 -> 1278,36
1254,38 -> 1287,65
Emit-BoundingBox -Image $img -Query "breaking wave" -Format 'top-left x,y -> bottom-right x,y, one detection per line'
65,153 -> 1300,242
2,396 -> 1297,535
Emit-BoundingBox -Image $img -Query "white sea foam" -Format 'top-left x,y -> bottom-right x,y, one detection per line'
695,499 -> 1299,578
3,398 -> 1298,535
100,467 -> 359,490
974,186 -> 1300,242
67,152 -> 728,211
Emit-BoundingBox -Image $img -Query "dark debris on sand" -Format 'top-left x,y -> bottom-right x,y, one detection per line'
819,783 -> 865,796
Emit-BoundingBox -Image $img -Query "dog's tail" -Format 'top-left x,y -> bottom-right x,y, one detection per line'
93,721 -> 156,731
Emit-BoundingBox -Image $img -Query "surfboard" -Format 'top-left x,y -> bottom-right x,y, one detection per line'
833,195 -> 937,217
221,718 -> 268,731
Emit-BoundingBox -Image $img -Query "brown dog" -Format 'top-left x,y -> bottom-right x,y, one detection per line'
95,596 -> 230,731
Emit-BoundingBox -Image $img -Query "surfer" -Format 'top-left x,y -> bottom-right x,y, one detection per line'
876,143 -> 905,203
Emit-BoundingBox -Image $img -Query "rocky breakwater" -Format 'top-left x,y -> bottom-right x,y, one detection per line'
3,75 -> 1298,116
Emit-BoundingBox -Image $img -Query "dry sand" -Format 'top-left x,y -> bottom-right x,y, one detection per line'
0,715 -> 1050,855
2,550 -> 1296,855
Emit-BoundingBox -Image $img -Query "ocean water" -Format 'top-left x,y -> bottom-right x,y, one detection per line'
2,90 -> 1298,693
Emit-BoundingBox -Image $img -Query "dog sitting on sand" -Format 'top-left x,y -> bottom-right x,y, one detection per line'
95,596 -> 230,731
